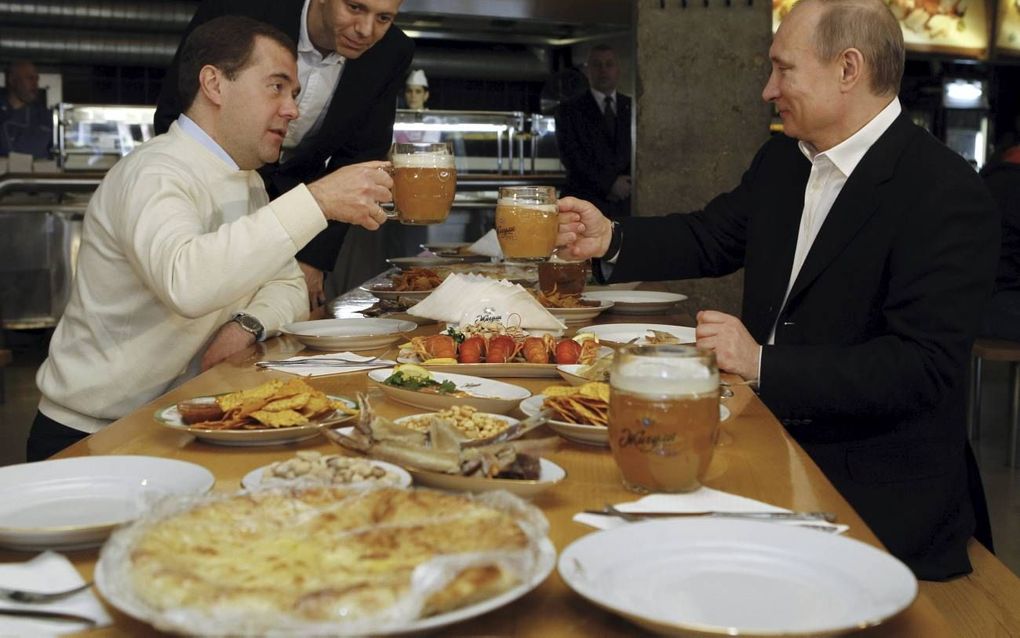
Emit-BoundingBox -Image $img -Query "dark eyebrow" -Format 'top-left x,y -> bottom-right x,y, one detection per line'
269,72 -> 294,83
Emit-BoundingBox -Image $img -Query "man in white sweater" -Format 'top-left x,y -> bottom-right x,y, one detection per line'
29,16 -> 394,460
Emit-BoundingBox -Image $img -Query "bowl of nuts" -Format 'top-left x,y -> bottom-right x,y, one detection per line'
241,451 -> 412,489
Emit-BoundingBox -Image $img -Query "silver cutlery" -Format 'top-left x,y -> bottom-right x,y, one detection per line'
0,581 -> 92,603
256,354 -> 386,367
590,504 -> 837,523
0,608 -> 96,625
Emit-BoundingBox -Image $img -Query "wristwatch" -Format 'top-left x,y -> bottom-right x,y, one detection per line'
231,312 -> 265,342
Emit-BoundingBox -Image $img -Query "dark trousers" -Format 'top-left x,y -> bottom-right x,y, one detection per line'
26,410 -> 88,462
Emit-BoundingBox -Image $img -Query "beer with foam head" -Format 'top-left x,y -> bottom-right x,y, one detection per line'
495,185 -> 558,261
608,345 -> 720,493
390,142 -> 457,225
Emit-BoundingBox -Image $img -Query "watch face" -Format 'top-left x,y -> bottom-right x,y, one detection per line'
236,314 -> 262,334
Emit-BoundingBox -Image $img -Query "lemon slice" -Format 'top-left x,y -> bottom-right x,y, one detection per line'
393,363 -> 432,380
423,357 -> 458,365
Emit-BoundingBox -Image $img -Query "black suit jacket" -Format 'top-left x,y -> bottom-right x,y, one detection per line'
555,91 -> 631,218
154,0 -> 414,271
611,112 -> 999,580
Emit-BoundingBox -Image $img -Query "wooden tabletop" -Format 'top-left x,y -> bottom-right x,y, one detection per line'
9,305 -> 1019,636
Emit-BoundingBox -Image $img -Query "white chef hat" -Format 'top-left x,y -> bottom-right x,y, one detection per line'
406,69 -> 428,88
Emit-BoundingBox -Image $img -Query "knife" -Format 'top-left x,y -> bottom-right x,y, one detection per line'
586,508 -> 837,523
0,608 -> 96,625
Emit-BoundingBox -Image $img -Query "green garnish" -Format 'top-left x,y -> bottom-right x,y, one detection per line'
383,372 -> 459,394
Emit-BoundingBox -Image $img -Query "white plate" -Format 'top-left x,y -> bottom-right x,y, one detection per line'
582,290 -> 686,314
387,256 -> 468,269
546,300 -> 615,325
556,364 -> 608,386
360,284 -> 433,302
577,323 -> 696,346
282,318 -> 417,351
558,518 -> 917,636
368,368 -> 531,414
241,458 -> 412,490
0,456 -> 214,550
155,395 -> 357,446
520,395 -> 729,447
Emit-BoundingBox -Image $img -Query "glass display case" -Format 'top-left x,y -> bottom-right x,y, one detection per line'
55,103 -> 156,171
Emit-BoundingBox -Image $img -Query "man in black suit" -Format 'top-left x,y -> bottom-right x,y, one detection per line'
155,0 -> 413,308
558,0 -> 998,580
555,44 -> 632,218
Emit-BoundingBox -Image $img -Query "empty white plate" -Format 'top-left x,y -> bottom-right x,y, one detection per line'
281,318 -> 416,351
559,518 -> 917,636
0,456 -> 214,550
583,290 -> 686,314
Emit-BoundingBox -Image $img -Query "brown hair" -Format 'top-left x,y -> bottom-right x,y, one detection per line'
177,15 -> 297,111
811,0 -> 904,96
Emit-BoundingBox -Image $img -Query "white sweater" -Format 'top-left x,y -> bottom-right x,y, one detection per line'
37,122 -> 327,433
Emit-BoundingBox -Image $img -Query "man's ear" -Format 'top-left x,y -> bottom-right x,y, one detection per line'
839,47 -> 865,93
198,65 -> 225,106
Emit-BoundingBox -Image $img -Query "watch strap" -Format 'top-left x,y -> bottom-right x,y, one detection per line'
231,312 -> 265,342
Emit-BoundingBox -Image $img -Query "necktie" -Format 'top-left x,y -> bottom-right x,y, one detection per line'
603,95 -> 617,144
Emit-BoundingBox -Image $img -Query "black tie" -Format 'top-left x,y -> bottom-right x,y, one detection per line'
603,95 -> 617,144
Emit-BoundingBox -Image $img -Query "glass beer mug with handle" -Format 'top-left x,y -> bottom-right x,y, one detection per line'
608,344 -> 720,493
388,142 -> 457,225
494,185 -> 559,262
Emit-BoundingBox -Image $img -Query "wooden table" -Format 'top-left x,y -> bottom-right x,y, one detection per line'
9,307 -> 1019,636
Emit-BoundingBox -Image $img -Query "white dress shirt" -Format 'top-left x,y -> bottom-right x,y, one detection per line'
590,88 -> 618,114
177,113 -> 238,170
756,98 -> 902,380
283,0 -> 346,154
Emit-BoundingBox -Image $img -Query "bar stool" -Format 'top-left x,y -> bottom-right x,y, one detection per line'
969,338 -> 1020,467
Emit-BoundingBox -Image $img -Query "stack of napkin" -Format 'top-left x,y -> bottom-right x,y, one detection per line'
0,552 -> 111,635
574,487 -> 849,534
408,273 -> 565,332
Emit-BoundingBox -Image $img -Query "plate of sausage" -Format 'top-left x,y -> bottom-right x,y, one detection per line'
396,333 -> 610,378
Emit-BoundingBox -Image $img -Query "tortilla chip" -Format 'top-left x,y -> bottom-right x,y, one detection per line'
250,409 -> 308,428
217,380 -> 284,412
263,393 -> 311,412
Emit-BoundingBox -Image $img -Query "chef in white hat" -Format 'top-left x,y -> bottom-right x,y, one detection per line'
405,69 -> 429,110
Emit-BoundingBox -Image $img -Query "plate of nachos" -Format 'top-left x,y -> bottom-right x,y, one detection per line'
154,378 -> 358,446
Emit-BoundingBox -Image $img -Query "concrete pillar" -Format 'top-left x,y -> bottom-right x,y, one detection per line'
634,0 -> 773,316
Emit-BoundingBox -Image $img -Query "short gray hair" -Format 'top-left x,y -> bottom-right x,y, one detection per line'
811,0 -> 904,96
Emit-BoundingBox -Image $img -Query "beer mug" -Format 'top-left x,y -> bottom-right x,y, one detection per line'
608,344 -> 720,493
538,250 -> 590,298
494,185 -> 558,262
389,142 -> 457,225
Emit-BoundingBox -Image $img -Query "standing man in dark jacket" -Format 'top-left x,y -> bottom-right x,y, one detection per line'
155,0 -> 413,308
555,44 -> 632,218
980,153 -> 1020,340
557,0 -> 997,580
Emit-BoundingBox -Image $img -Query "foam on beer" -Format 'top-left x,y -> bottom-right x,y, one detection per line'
612,357 -> 718,395
496,198 -> 557,212
392,152 -> 455,168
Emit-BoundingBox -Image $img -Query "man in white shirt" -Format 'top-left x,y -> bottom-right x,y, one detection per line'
557,0 -> 998,580
155,0 -> 413,309
30,16 -> 394,460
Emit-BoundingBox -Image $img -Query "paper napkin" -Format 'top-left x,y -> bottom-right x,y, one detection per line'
574,487 -> 848,534
259,352 -> 396,377
466,228 -> 503,258
408,273 -> 565,331
0,552 -> 111,636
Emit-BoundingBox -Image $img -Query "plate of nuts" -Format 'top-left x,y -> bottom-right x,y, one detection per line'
394,406 -> 519,441
241,451 -> 412,489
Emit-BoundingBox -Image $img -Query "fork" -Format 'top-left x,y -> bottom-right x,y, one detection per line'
0,581 -> 92,603
256,353 -> 385,367
597,503 -> 837,523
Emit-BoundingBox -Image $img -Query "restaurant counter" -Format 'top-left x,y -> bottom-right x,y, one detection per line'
9,291 -> 1020,636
